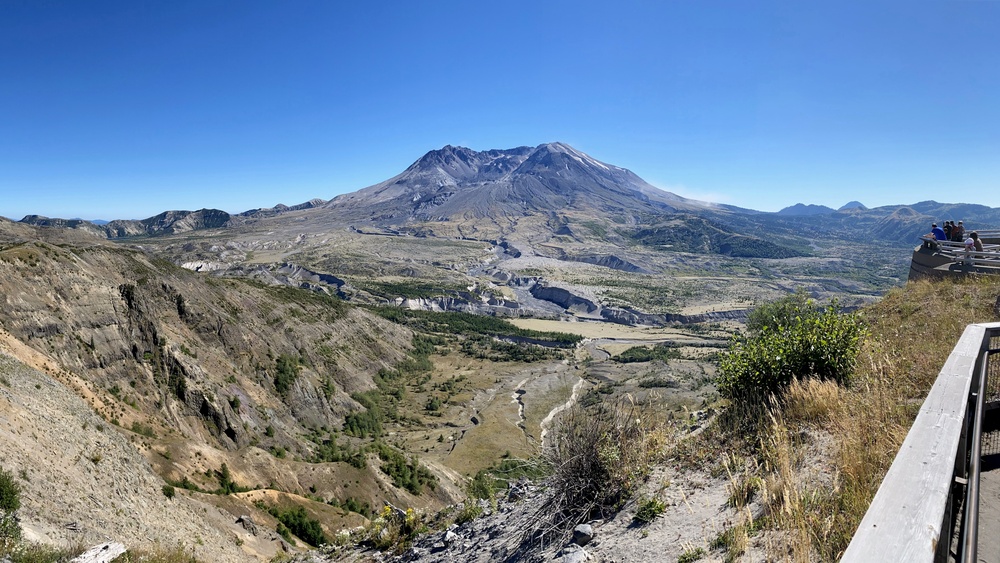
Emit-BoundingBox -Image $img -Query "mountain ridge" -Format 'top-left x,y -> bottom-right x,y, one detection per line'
14,143 -> 1000,249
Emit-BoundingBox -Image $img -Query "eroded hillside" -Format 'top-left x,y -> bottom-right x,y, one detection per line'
0,229 -> 462,558
0,223 -> 727,560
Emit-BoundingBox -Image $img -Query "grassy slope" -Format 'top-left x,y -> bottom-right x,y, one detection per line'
754,276 -> 1000,560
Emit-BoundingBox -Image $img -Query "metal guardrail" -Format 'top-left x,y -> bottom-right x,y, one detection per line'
960,348 -> 991,562
919,235 -> 1000,268
843,322 -> 1000,563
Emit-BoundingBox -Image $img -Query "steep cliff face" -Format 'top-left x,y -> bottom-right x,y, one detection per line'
0,235 -> 414,454
0,229 -> 477,557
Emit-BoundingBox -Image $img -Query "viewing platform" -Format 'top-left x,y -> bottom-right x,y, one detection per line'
910,231 -> 1000,281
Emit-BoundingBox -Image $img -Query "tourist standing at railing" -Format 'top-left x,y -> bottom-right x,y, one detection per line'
953,220 -> 966,242
944,221 -> 954,240
931,223 -> 946,240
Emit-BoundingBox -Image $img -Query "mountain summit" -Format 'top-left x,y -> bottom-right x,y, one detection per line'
324,143 -> 706,225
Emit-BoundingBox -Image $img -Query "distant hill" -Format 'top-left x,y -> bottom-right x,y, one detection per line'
777,203 -> 836,216
839,201 -> 867,211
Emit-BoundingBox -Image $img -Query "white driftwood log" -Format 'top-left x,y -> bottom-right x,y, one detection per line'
70,542 -> 127,563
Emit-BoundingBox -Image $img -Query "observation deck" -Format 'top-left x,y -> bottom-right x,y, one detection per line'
909,231 -> 1000,281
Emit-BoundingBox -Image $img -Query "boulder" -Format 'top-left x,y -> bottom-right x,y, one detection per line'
572,523 -> 594,546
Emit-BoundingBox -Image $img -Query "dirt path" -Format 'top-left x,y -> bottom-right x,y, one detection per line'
539,377 -> 586,447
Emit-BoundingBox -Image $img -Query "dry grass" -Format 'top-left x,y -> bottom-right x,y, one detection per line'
744,276 -> 1000,561
516,396 -> 668,551
781,378 -> 840,423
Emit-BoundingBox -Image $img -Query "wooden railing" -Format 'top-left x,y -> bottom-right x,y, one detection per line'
919,234 -> 1000,269
842,322 -> 1000,562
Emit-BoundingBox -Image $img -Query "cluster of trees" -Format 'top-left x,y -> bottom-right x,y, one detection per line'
273,354 -> 300,397
308,432 -> 366,468
371,308 -> 581,346
373,442 -> 436,495
613,344 -> 682,364
256,503 -> 328,547
632,217 -> 808,259
460,335 -> 566,362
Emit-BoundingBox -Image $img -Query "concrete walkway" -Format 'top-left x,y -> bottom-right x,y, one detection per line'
977,454 -> 1000,561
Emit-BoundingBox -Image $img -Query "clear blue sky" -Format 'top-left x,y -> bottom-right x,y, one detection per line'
1,1 -> 998,220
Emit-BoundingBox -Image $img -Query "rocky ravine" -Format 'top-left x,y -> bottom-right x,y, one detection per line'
0,332 -> 262,561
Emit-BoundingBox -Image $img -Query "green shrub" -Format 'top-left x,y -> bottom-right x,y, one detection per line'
276,522 -> 294,545
454,501 -> 482,524
364,505 -> 424,552
131,421 -> 156,438
678,546 -> 706,563
162,485 -> 176,499
215,463 -> 248,495
745,288 -> 816,335
341,497 -> 370,517
717,302 -> 865,401
634,497 -> 666,523
274,355 -> 300,397
0,467 -> 21,545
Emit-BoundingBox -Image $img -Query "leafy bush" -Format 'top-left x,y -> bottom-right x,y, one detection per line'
161,485 -> 176,499
454,501 -> 483,524
745,288 -> 816,335
364,505 -> 425,552
0,467 -> 21,545
717,300 -> 865,401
